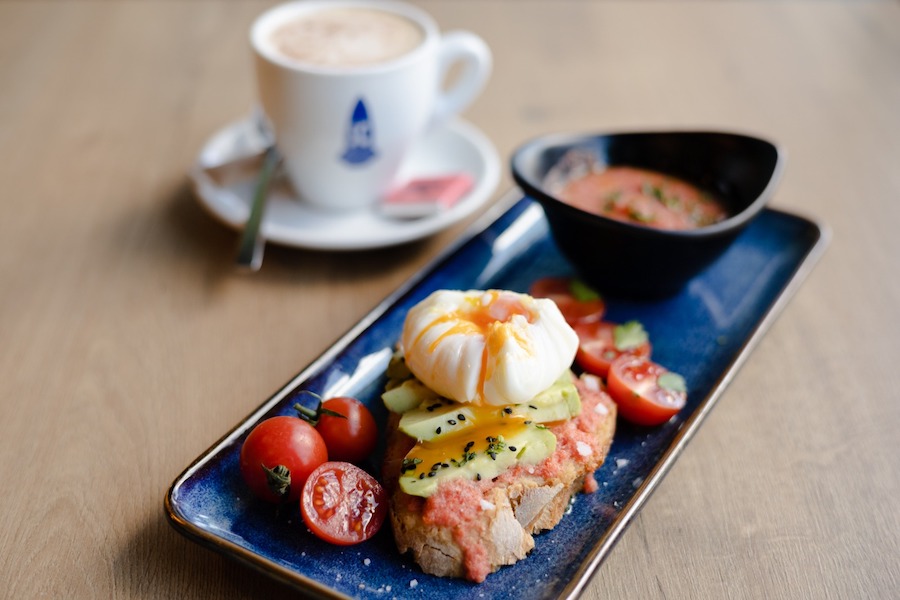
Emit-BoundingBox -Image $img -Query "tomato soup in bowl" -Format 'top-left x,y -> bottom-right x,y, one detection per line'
511,131 -> 784,298
558,165 -> 729,230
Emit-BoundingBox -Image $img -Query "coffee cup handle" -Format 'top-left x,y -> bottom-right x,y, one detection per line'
432,31 -> 492,127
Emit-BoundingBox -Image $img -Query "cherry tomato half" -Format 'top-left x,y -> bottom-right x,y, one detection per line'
239,416 -> 328,503
529,277 -> 605,325
574,320 -> 651,378
315,397 -> 378,463
301,461 -> 388,546
607,355 -> 687,426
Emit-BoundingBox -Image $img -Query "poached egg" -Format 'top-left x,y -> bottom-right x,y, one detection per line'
400,289 -> 578,406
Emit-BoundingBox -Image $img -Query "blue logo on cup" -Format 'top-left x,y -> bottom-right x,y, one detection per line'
341,98 -> 376,165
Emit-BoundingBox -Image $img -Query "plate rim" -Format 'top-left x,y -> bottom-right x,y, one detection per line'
164,191 -> 524,599
165,189 -> 830,598
562,207 -> 831,599
188,117 -> 501,251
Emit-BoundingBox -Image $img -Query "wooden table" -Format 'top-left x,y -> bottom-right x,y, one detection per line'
2,1 -> 898,598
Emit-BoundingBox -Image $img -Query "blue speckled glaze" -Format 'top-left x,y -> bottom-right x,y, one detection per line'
166,195 -> 825,599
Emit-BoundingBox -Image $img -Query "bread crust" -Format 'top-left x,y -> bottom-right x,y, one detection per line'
382,374 -> 616,582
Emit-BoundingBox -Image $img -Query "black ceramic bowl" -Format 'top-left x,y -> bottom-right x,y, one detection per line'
511,130 -> 785,299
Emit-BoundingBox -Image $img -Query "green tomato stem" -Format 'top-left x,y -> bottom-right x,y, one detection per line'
293,399 -> 347,425
263,464 -> 291,500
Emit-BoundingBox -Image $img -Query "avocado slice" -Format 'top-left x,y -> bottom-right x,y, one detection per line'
385,349 -> 412,384
399,422 -> 557,497
382,378 -> 440,414
398,400 -> 479,441
513,394 -> 580,424
397,374 -> 581,443
529,372 -> 581,410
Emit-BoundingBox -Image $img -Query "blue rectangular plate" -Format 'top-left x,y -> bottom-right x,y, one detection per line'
165,192 -> 828,599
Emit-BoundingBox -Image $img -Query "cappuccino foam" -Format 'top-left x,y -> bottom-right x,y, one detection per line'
270,7 -> 424,68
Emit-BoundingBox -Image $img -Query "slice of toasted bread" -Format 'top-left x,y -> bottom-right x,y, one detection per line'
381,373 -> 616,582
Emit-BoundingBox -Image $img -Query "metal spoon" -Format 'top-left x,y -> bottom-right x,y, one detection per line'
235,146 -> 281,272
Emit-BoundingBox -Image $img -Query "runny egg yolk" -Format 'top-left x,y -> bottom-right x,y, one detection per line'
403,410 -> 529,476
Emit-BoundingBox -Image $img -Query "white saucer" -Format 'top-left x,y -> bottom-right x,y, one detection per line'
189,116 -> 500,251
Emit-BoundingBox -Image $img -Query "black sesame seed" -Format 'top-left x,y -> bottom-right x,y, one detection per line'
509,446 -> 517,452
524,420 -> 533,425
458,413 -> 466,421
488,452 -> 497,460
503,407 -> 513,414
436,427 -> 442,434
419,473 -> 425,479
428,471 -> 436,478
476,473 -> 482,481
441,462 -> 449,468
528,405 -> 538,410
447,419 -> 457,425
464,441 -> 474,450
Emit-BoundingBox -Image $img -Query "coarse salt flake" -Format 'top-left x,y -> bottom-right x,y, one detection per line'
410,579 -> 419,588
576,441 -> 592,457
593,402 -> 609,415
480,499 -> 495,511
616,458 -> 630,469
582,374 -> 601,392
363,558 -> 370,566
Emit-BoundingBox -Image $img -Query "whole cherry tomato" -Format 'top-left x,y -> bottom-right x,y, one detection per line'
239,416 -> 328,503
314,397 -> 378,463
301,461 -> 388,545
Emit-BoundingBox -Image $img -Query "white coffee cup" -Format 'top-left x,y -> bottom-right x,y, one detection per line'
250,0 -> 492,211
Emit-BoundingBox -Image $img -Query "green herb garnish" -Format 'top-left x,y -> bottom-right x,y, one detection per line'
485,435 -> 506,460
614,320 -> 649,350
569,279 -> 601,302
627,207 -> 654,223
449,441 -> 477,468
658,372 -> 687,393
